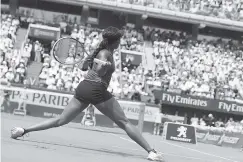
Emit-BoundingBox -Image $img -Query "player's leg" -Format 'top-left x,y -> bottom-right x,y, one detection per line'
11,97 -> 89,139
95,96 -> 164,161
94,96 -> 152,152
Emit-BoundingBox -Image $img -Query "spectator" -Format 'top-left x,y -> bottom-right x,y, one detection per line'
203,114 -> 216,127
199,115 -> 207,126
191,113 -> 199,126
225,117 -> 235,131
34,41 -> 42,62
16,63 -> 26,83
22,45 -> 31,65
46,74 -> 56,89
39,67 -> 49,87
0,61 -> 8,78
215,118 -> 225,127
56,77 -> 64,91
154,110 -> 163,135
4,68 -> 15,82
65,78 -> 73,91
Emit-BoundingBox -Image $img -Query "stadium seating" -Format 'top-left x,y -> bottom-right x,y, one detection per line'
117,0 -> 243,21
1,5 -> 243,131
34,24 -> 146,97
3,13 -> 243,102
149,29 -> 243,101
0,14 -> 28,84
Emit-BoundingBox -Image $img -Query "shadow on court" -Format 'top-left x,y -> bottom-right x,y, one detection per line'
13,138 -> 144,159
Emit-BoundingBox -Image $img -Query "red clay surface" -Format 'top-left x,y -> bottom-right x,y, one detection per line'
1,113 -> 243,162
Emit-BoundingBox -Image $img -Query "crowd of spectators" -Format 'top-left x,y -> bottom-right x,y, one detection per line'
7,14 -> 243,103
38,58 -> 86,91
113,0 -> 243,21
36,24 -> 145,95
190,113 -> 243,133
0,14 -> 28,84
154,111 -> 243,135
2,9 -> 242,128
166,0 -> 243,21
147,28 -> 243,101
120,25 -> 145,52
70,24 -> 145,53
108,50 -> 148,100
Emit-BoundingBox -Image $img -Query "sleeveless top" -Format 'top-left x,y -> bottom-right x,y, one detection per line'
84,54 -> 115,88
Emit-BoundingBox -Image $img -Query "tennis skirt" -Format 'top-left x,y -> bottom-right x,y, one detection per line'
74,80 -> 113,105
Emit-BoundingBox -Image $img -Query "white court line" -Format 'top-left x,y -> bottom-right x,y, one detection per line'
111,136 -> 227,161
71,127 -> 239,162
160,140 -> 239,162
113,142 -> 219,162
94,127 -> 106,132
111,133 -> 136,144
3,137 -> 217,162
94,127 -> 136,144
93,128 -> 222,161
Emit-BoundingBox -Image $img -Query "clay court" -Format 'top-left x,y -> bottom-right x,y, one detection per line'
1,113 -> 243,162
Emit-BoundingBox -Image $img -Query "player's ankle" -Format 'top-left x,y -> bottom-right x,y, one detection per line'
148,149 -> 156,153
23,128 -> 28,134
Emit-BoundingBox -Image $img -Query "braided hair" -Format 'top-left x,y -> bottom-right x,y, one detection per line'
84,26 -> 123,69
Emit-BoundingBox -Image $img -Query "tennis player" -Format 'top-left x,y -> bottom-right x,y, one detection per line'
11,26 -> 164,161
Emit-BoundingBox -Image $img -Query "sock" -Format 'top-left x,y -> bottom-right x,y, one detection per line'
148,149 -> 157,153
22,128 -> 27,135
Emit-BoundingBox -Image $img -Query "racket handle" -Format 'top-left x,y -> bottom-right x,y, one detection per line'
94,58 -> 108,65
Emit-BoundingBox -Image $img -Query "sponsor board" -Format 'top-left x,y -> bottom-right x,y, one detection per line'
163,122 -> 197,144
163,123 -> 243,148
5,86 -> 159,122
218,102 -> 243,114
162,93 -> 208,107
28,24 -> 60,41
13,109 -> 27,116
202,130 -> 223,145
159,91 -> 243,115
120,50 -> 143,67
195,127 -> 243,148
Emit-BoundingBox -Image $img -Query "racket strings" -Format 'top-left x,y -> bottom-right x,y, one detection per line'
52,37 -> 88,65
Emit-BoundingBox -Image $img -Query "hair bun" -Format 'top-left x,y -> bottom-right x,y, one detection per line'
102,26 -> 123,41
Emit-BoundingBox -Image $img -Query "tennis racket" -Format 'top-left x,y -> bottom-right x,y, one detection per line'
51,37 -> 89,65
52,37 -> 110,66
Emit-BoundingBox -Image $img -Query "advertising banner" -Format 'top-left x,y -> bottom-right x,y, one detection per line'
28,24 -> 61,41
163,123 -> 243,148
158,91 -> 243,115
163,122 -> 197,144
120,50 -> 143,70
219,132 -> 243,148
195,127 -> 243,148
201,129 -> 224,145
3,86 -> 159,122
195,128 -> 208,142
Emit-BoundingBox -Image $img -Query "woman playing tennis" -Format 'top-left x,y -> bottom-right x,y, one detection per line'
11,26 -> 164,161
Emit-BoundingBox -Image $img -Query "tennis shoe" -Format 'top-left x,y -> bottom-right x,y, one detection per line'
11,127 -> 25,139
147,150 -> 165,161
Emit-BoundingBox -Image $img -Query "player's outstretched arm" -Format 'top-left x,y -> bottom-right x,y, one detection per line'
79,55 -> 92,71
92,50 -> 111,77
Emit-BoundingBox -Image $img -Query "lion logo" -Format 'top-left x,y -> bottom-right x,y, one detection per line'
177,126 -> 187,138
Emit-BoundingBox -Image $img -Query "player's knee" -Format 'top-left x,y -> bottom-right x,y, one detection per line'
115,118 -> 129,130
56,116 -> 68,127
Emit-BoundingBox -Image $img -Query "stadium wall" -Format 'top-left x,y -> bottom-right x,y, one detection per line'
3,102 -> 156,133
1,86 -> 159,133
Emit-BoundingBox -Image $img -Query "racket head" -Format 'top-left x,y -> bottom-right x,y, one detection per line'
51,37 -> 89,65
